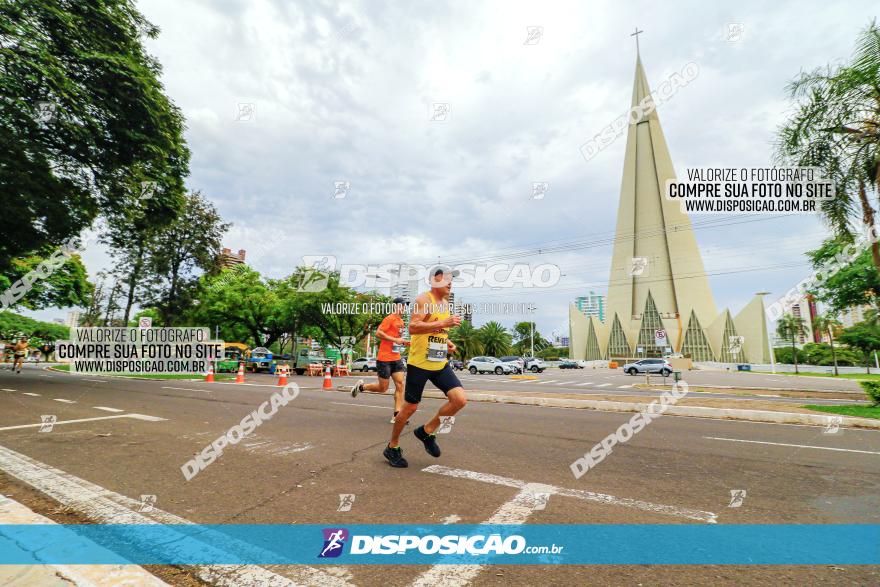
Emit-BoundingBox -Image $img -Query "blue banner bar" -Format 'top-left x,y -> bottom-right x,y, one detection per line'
0,524 -> 876,565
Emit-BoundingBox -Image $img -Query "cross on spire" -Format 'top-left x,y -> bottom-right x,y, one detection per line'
630,27 -> 644,54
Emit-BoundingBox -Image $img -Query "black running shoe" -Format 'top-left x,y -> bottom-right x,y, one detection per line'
350,379 -> 363,397
414,425 -> 441,458
383,445 -> 408,468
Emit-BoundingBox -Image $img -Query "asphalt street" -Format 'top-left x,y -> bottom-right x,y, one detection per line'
0,364 -> 877,586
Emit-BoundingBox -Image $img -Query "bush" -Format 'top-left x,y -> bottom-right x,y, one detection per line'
860,381 -> 880,406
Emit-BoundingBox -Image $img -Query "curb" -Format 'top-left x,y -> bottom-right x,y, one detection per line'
442,391 -> 880,430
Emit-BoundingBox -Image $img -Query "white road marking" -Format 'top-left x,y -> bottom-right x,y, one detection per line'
576,382 -> 592,386
442,514 -> 461,524
619,384 -> 634,389
0,494 -> 169,585
537,380 -> 558,385
0,443 -> 353,587
1,388 -> 16,392
53,398 -> 76,403
331,401 -> 388,410
0,414 -> 165,431
596,383 -> 611,388
410,481 -> 555,587
555,382 -> 573,386
705,436 -> 880,455
22,392 -> 40,397
422,465 -> 717,523
162,386 -> 212,393
93,406 -> 124,413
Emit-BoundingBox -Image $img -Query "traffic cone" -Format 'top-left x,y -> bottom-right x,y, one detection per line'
205,363 -> 215,383
322,365 -> 332,390
235,362 -> 245,384
277,364 -> 288,386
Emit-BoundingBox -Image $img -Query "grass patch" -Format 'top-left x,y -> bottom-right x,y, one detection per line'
803,404 -> 880,420
753,371 -> 880,381
49,364 -> 235,380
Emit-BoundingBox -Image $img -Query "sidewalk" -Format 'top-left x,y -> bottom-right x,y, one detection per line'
0,494 -> 168,586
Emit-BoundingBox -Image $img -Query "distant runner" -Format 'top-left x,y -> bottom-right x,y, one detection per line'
383,268 -> 467,468
11,338 -> 28,374
350,297 -> 410,423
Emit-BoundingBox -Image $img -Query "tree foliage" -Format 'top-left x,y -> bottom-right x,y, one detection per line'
0,0 -> 189,272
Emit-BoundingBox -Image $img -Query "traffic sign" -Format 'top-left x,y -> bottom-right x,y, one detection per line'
654,329 -> 667,347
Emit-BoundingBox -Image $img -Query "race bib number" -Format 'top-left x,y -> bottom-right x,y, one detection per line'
426,340 -> 447,362
392,343 -> 404,354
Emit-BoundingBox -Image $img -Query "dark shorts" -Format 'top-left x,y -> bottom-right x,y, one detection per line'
377,359 -> 406,379
404,363 -> 462,404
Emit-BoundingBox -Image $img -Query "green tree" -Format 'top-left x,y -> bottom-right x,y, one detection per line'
0,248 -> 92,311
294,272 -> 385,353
477,321 -> 511,357
510,321 -> 550,356
0,311 -> 68,341
838,320 -> 880,373
144,192 -> 229,325
776,314 -> 806,373
807,239 -> 880,313
191,267 -> 284,347
0,0 -> 190,273
811,315 -> 842,375
449,321 -> 483,361
776,20 -> 880,270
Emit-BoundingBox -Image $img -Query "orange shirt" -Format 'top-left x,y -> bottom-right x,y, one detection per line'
376,314 -> 404,361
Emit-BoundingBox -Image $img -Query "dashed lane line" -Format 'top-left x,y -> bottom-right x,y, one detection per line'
705,436 -> 880,455
0,414 -> 165,432
53,398 -> 76,403
93,406 -> 124,413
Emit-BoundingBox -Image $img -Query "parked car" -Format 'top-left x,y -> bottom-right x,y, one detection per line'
576,360 -> 590,368
499,356 -> 525,374
450,359 -> 464,371
622,358 -> 673,376
558,360 -> 582,369
467,356 -> 514,375
351,357 -> 377,372
523,357 -> 546,373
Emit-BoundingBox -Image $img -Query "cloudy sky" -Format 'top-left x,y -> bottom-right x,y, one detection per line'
30,0 -> 877,339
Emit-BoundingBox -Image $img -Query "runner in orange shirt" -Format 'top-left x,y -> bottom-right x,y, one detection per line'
350,298 -> 410,423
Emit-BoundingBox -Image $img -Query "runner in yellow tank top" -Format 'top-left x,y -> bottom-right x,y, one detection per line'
383,267 -> 468,468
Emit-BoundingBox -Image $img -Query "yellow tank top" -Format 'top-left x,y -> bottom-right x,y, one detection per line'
407,291 -> 449,371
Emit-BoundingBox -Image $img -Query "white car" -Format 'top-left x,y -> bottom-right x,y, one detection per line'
621,358 -> 673,376
467,356 -> 514,375
499,356 -> 525,374
351,357 -> 377,372
524,358 -> 547,373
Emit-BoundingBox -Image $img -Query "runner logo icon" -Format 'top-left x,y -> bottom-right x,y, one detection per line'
318,528 -> 349,558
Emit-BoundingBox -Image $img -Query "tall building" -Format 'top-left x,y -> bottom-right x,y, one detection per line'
65,311 -> 81,328
389,264 -> 421,302
569,50 -> 770,364
576,292 -> 606,323
839,304 -> 871,328
219,248 -> 247,268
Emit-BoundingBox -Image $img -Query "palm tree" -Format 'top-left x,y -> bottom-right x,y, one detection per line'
448,322 -> 483,361
776,20 -> 880,271
776,314 -> 807,374
477,321 -> 512,357
812,314 -> 842,376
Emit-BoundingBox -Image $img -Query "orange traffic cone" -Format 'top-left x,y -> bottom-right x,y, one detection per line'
235,362 -> 245,384
205,363 -> 215,383
277,364 -> 288,386
322,365 -> 332,390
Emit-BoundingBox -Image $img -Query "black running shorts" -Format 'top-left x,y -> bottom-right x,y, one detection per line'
404,362 -> 462,404
377,359 -> 406,379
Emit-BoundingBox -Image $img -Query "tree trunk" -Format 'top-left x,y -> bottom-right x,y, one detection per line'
122,243 -> 145,325
828,329 -> 838,376
857,179 -> 880,272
